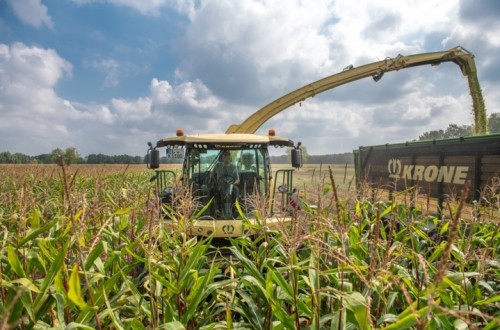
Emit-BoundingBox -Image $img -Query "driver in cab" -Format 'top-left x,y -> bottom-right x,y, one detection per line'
214,151 -> 240,186
211,151 -> 240,217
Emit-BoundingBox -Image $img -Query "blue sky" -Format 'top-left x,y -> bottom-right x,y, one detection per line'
1,0 -> 499,156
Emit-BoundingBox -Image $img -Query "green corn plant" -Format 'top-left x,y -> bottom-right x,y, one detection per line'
1,165 -> 499,329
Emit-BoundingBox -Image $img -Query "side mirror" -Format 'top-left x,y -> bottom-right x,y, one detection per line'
291,142 -> 302,169
148,148 -> 160,169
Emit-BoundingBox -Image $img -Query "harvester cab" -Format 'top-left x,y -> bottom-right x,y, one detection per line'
147,129 -> 303,239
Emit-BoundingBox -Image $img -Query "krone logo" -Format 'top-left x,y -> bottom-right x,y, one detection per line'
223,224 -> 235,234
388,158 -> 402,178
385,158 -> 469,185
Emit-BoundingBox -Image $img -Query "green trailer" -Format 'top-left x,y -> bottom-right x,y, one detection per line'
354,134 -> 500,215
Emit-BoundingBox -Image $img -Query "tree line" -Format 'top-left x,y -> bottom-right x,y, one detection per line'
0,147 -> 145,165
2,114 -> 499,164
1,147 -> 354,165
270,152 -> 354,164
418,113 -> 500,140
0,146 -> 186,165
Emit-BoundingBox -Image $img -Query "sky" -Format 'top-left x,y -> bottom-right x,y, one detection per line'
1,0 -> 500,157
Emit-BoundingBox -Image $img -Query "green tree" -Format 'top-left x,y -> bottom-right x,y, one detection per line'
0,152 -> 34,163
0,152 -> 14,163
50,147 -> 81,165
418,124 -> 472,141
418,129 -> 445,141
34,153 -> 53,164
443,123 -> 472,137
51,148 -> 65,165
488,113 -> 500,133
64,147 -> 81,165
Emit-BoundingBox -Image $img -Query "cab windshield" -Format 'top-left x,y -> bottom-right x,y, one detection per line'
186,148 -> 268,218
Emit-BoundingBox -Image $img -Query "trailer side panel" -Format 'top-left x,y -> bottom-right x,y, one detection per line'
354,134 -> 500,215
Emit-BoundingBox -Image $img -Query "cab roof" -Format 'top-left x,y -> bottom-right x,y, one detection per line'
156,133 -> 294,148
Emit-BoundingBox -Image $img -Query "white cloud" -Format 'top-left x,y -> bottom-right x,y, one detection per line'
175,0 -> 335,104
150,78 -> 176,105
6,0 -> 54,29
150,78 -> 222,118
327,0 -> 459,61
175,80 -> 219,109
0,43 -> 73,123
1,43 -> 72,88
0,42 -> 232,155
111,97 -> 152,121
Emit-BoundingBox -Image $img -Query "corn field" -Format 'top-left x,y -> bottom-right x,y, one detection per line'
0,164 -> 498,329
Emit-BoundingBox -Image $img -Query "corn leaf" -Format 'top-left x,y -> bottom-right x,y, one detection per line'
474,294 -> 500,306
65,323 -> 95,330
7,245 -> 26,278
34,241 -> 67,310
11,278 -> 40,293
343,292 -> 370,330
17,218 -> 58,248
380,305 -> 429,330
158,321 -> 186,330
182,261 -> 218,324
67,263 -> 92,311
